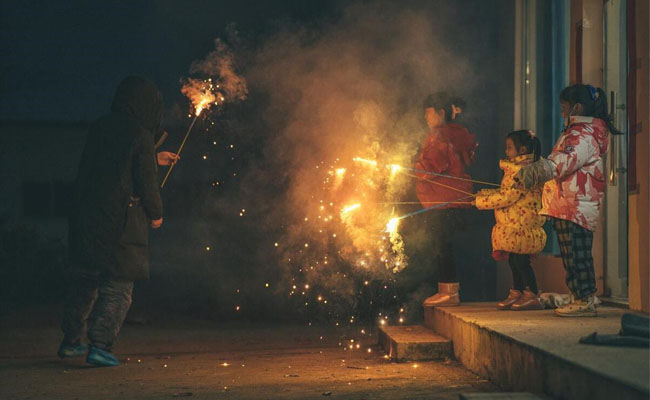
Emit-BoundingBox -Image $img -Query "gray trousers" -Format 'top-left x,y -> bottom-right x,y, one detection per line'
61,275 -> 134,351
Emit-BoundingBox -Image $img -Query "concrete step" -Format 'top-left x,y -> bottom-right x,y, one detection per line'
378,324 -> 452,361
459,394 -> 543,400
425,303 -> 649,400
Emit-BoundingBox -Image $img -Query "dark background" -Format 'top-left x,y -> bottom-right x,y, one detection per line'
0,0 -> 515,324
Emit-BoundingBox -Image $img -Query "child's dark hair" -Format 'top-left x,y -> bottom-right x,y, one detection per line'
559,84 -> 623,135
423,92 -> 454,123
507,130 -> 541,161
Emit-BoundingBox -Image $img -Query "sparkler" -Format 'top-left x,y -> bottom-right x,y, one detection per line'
384,195 -> 475,234
353,157 -> 500,187
160,111 -> 200,188
341,203 -> 361,214
352,157 -> 378,168
161,79 -> 224,188
385,218 -> 400,234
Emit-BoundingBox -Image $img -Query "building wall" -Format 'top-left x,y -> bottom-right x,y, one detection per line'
628,0 -> 649,313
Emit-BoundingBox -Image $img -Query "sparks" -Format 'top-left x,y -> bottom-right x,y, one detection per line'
341,204 -> 361,214
181,78 -> 218,116
386,218 -> 400,234
352,157 -> 378,167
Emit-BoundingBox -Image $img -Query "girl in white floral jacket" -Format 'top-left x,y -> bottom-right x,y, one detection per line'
514,84 -> 622,317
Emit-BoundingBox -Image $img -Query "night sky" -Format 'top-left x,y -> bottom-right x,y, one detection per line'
0,0 -> 346,121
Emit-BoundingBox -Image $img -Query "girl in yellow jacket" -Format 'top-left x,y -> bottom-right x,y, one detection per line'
474,130 -> 547,310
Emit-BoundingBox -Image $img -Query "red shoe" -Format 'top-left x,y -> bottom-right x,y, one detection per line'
497,289 -> 522,310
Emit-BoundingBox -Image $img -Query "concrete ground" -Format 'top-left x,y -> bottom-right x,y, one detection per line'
0,308 -> 502,400
425,303 -> 650,400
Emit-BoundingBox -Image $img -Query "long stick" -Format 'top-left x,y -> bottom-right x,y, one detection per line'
160,114 -> 199,188
353,157 -> 500,187
400,166 -> 500,187
396,195 -> 475,220
379,201 -> 473,205
400,171 -> 475,196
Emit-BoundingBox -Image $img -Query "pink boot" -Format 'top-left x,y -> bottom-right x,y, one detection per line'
497,289 -> 522,310
423,282 -> 460,307
511,289 -> 544,311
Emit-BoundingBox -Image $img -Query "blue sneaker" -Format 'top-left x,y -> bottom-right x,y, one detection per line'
57,341 -> 88,359
86,346 -> 120,367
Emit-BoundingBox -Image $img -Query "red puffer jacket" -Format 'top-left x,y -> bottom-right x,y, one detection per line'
415,123 -> 478,208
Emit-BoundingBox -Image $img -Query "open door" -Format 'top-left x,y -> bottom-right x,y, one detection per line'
602,0 -> 629,300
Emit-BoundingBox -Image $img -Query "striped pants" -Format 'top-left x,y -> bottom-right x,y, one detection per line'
552,218 -> 597,299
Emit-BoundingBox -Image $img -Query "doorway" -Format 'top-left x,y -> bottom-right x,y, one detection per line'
603,0 -> 629,300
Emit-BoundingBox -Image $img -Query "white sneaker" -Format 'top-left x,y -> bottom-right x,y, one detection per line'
555,296 -> 598,317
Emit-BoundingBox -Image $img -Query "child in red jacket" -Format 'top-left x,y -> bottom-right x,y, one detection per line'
415,92 -> 478,306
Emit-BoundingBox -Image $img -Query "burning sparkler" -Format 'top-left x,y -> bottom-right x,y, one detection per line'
352,157 -> 378,168
341,203 -> 361,214
385,218 -> 400,234
161,79 -> 223,188
352,156 -> 500,187
161,38 -> 247,188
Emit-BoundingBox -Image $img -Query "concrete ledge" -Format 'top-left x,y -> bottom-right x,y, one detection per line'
425,303 -> 649,400
378,325 -> 452,361
459,393 -> 543,400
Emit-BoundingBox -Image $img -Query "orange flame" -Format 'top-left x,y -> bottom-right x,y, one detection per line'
181,78 -> 218,116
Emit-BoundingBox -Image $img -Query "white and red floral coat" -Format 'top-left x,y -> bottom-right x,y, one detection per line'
540,117 -> 609,231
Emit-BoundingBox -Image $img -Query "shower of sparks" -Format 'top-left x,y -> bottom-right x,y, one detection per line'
385,218 -> 400,234
181,78 -> 222,116
341,203 -> 361,214
352,157 -> 378,167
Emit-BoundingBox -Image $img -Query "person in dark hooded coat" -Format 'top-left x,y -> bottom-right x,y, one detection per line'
59,76 -> 177,367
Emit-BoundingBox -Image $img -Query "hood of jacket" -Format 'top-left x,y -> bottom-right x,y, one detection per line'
499,154 -> 535,174
567,116 -> 608,155
111,76 -> 163,134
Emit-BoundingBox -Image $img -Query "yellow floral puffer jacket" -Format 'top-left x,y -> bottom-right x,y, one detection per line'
476,154 -> 547,255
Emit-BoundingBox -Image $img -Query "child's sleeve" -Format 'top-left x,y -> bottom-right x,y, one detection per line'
547,131 -> 598,180
475,188 -> 524,210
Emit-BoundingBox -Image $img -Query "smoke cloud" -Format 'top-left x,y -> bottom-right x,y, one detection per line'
151,0 -> 499,324
238,1 -> 477,322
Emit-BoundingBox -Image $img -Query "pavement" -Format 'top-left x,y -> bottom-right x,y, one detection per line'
425,303 -> 650,400
0,307 -> 502,400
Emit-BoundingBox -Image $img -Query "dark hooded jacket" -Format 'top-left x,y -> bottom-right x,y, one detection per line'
68,76 -> 163,280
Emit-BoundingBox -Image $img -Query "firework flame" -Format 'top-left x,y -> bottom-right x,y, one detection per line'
181,78 -> 219,116
341,203 -> 361,214
385,218 -> 400,234
181,38 -> 247,116
353,157 -> 378,168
